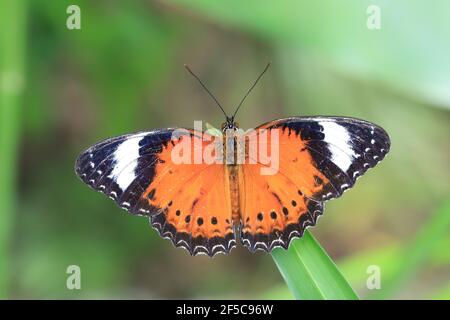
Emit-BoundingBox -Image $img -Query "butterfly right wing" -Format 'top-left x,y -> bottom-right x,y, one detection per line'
239,116 -> 390,252
75,129 -> 236,256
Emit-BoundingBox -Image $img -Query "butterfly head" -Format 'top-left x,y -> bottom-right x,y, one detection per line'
221,117 -> 239,132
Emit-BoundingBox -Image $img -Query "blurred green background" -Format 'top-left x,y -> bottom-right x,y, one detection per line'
0,0 -> 449,299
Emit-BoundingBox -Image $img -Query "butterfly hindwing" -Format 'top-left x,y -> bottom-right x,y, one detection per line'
240,163 -> 323,252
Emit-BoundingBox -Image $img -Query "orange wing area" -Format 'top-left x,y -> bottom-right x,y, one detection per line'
240,125 -> 327,251
240,160 -> 323,252
245,127 -> 331,200
143,130 -> 236,257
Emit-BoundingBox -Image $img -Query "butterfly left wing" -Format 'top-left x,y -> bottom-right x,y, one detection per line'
76,129 -> 236,257
240,116 -> 390,252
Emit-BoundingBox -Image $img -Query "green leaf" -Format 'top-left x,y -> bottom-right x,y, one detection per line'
271,230 -> 358,300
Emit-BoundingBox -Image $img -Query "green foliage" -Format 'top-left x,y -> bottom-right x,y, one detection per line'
264,199 -> 450,299
272,231 -> 358,300
371,198 -> 450,299
0,0 -> 27,298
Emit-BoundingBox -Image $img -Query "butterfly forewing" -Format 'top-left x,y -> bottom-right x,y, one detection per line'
257,117 -> 390,201
75,129 -> 174,213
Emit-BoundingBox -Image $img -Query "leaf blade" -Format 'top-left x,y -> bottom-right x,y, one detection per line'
272,230 -> 358,300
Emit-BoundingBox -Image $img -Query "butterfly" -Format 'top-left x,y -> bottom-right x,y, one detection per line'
75,63 -> 390,257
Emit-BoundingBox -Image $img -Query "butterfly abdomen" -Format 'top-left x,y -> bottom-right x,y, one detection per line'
226,164 -> 241,225
223,133 -> 242,226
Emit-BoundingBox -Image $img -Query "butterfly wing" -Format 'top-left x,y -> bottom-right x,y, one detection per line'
75,129 -> 174,211
240,116 -> 390,252
240,164 -> 324,252
75,129 -> 236,256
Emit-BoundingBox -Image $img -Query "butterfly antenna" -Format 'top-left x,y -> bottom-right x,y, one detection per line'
232,62 -> 271,119
184,64 -> 229,119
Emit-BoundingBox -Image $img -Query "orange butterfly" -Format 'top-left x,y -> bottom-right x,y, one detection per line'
75,64 -> 390,257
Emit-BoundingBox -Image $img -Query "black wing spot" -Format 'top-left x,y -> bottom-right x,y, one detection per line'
211,217 -> 217,225
291,200 -> 297,207
282,207 -> 289,216
314,175 -> 323,186
197,217 -> 204,226
298,190 -> 303,196
257,212 -> 264,221
175,209 -> 181,216
168,200 -> 173,207
147,189 -> 156,200
185,215 -> 191,223
270,211 -> 277,219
